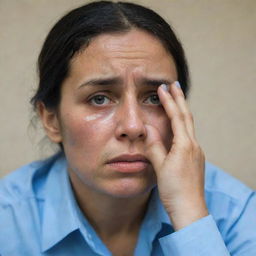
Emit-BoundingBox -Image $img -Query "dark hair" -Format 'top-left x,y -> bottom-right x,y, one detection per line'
31,1 -> 190,110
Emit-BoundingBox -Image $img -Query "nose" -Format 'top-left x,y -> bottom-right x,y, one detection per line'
115,98 -> 147,142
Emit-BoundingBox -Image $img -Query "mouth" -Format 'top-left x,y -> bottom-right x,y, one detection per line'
106,154 -> 150,173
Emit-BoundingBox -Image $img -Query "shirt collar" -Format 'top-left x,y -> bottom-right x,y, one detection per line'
134,187 -> 173,255
147,187 -> 171,226
39,154 -> 172,252
140,186 -> 172,236
40,154 -> 80,252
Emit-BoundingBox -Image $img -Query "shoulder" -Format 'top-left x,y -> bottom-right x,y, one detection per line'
205,162 -> 253,200
204,162 -> 255,220
0,153 -> 67,254
0,153 -> 63,207
204,163 -> 256,253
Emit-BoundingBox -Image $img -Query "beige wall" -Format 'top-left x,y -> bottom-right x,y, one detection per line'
0,0 -> 255,189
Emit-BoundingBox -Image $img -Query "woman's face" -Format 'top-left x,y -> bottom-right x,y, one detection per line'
51,29 -> 177,198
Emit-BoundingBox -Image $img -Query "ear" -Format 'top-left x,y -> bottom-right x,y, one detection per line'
37,102 -> 62,143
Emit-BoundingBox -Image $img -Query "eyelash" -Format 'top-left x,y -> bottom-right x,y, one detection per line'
88,92 -> 161,106
89,94 -> 112,106
144,94 -> 160,105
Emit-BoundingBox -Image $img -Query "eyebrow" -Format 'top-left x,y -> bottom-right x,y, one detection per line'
78,77 -> 122,89
77,76 -> 173,89
140,78 -> 173,87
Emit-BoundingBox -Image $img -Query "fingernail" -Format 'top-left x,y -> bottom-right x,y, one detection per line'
160,84 -> 168,91
174,81 -> 181,89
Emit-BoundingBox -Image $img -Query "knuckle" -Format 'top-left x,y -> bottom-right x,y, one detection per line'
177,112 -> 185,122
193,143 -> 205,159
187,111 -> 194,122
201,151 -> 206,161
180,138 -> 193,152
192,141 -> 201,151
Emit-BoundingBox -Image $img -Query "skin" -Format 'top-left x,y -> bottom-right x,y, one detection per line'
39,29 -> 208,255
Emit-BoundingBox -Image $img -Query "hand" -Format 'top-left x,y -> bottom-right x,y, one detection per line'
145,82 -> 208,231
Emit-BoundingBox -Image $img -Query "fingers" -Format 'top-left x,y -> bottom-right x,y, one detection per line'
169,82 -> 196,139
145,81 -> 199,175
158,82 -> 196,142
157,84 -> 188,143
144,125 -> 167,172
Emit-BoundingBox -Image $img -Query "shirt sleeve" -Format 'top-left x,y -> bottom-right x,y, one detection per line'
159,190 -> 256,256
159,215 -> 230,256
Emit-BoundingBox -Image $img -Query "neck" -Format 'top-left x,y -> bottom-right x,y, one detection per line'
69,171 -> 151,238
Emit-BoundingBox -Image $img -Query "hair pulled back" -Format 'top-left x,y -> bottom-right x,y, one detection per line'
31,1 -> 190,110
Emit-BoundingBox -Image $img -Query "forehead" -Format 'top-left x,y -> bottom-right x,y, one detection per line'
68,29 -> 177,85
86,29 -> 168,56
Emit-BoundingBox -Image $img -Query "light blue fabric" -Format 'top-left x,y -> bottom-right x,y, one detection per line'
0,153 -> 256,256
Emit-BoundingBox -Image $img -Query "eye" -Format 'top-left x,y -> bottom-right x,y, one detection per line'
89,95 -> 111,106
144,94 -> 161,105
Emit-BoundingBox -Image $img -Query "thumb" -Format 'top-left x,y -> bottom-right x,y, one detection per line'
144,125 -> 167,173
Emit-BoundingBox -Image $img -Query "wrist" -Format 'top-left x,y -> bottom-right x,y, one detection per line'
167,201 -> 209,231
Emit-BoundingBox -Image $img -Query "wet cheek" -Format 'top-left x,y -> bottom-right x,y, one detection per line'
63,110 -> 115,148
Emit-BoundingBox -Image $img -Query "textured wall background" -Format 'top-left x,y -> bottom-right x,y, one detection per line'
0,0 -> 255,189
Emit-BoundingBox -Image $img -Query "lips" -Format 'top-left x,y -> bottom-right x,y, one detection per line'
107,154 -> 149,164
106,154 -> 150,173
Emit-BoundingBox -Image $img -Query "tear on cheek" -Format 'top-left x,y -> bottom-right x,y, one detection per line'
83,110 -> 115,124
84,113 -> 103,121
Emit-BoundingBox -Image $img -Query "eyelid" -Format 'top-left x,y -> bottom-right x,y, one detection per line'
86,90 -> 160,105
143,92 -> 161,105
87,90 -> 111,100
87,92 -> 114,106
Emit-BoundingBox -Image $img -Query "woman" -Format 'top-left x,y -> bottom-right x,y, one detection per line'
0,1 -> 255,255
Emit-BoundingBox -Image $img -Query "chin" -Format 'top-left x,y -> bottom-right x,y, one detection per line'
102,178 -> 156,199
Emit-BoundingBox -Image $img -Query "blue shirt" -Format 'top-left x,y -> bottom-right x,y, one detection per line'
0,153 -> 256,256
